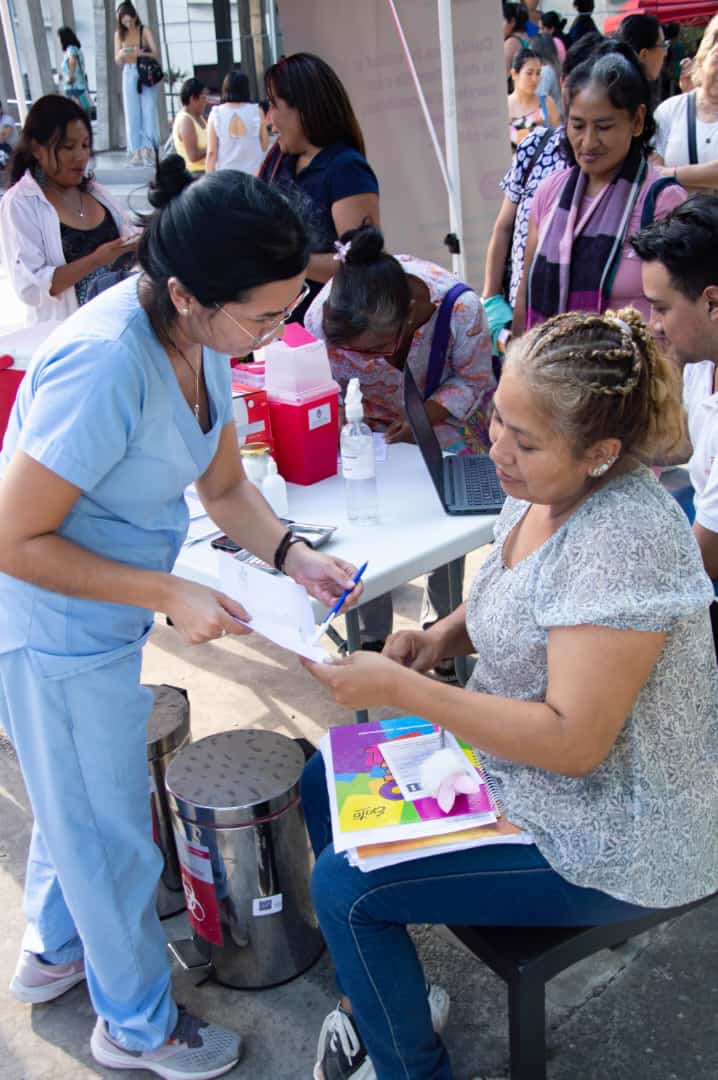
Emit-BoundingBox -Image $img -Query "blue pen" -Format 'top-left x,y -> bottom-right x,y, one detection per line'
313,561 -> 368,644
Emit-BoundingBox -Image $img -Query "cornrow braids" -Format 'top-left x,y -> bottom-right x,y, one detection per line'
506,307 -> 684,460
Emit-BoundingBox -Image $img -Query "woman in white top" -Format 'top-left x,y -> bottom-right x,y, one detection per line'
206,71 -> 269,176
654,14 -> 718,193
0,95 -> 134,326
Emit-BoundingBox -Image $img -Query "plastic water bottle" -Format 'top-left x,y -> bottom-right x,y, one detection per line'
340,378 -> 378,525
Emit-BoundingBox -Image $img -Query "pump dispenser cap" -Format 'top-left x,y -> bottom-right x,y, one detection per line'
345,377 -> 364,422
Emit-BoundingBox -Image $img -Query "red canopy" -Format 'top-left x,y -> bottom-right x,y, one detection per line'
604,1 -> 717,32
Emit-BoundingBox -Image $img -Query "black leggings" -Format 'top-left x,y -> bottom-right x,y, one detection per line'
711,602 -> 718,663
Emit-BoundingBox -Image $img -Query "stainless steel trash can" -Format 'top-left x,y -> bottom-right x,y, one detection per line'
146,684 -> 191,919
165,729 -> 323,989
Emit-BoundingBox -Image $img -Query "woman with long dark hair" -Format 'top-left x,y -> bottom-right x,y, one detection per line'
514,42 -> 686,333
0,95 -> 134,323
206,70 -> 269,175
259,52 -> 380,321
114,0 -> 161,166
0,155 -> 361,1076
58,26 -> 90,114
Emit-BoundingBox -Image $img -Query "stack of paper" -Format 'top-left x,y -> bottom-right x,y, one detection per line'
320,716 -> 530,872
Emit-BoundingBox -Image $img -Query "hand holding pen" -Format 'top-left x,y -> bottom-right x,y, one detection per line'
313,561 -> 368,644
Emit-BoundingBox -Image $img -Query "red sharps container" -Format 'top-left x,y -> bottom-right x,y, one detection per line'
260,324 -> 339,486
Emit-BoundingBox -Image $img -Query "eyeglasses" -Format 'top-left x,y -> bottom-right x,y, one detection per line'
215,282 -> 310,348
345,319 -> 408,358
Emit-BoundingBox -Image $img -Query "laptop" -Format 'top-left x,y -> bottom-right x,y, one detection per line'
403,367 -> 505,515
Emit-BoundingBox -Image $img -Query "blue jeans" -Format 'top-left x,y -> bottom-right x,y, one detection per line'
301,751 -> 652,1080
122,65 -> 159,152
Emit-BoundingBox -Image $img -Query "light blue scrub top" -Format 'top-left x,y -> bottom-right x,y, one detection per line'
0,275 -> 234,663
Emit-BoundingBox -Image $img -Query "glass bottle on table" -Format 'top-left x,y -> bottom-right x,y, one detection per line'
340,378 -> 378,525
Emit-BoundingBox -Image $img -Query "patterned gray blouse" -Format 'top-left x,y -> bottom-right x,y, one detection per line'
466,466 -> 718,908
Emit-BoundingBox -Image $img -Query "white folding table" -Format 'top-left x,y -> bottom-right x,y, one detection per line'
175,443 -> 498,720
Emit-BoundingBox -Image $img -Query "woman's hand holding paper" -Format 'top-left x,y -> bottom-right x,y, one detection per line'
284,544 -> 364,609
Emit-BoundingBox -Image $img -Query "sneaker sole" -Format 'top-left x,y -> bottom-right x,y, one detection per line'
90,1026 -> 241,1080
9,970 -> 86,1004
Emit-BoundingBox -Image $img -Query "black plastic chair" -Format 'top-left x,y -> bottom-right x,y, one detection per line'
448,890 -> 717,1080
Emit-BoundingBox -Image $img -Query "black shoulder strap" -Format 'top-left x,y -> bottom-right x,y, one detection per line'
640,176 -> 680,231
687,92 -> 698,166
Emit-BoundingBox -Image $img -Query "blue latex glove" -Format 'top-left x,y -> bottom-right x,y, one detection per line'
481,294 -> 514,353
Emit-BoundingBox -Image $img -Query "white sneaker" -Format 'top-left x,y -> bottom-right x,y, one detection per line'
128,150 -> 143,167
313,984 -> 449,1080
91,1007 -> 242,1080
9,950 -> 86,1004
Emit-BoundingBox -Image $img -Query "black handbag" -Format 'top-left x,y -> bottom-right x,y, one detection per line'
136,25 -> 163,93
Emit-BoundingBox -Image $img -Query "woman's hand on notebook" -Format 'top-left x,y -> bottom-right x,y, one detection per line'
384,418 -> 415,445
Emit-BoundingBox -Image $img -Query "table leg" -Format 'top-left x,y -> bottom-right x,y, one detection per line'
345,608 -> 369,724
447,559 -> 468,687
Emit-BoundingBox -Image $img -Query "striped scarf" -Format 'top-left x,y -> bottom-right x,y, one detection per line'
526,142 -> 648,328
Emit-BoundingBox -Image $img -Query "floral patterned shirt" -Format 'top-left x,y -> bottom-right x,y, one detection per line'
465,467 -> 718,908
304,255 -> 495,450
501,125 -> 566,307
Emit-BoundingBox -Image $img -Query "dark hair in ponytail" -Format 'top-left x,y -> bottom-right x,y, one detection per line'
321,223 -> 410,345
138,154 -> 309,336
563,39 -> 656,163
9,94 -> 93,188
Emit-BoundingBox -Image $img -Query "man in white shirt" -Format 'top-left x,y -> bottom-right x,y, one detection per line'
632,195 -> 718,586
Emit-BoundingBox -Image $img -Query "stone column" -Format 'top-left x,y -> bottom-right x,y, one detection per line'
47,0 -> 75,75
92,0 -> 123,151
14,0 -> 54,100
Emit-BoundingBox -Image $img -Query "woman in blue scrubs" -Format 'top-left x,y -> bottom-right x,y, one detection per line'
0,155 -> 360,1080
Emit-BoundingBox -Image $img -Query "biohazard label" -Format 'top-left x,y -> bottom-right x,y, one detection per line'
308,403 -> 332,430
173,830 -> 223,945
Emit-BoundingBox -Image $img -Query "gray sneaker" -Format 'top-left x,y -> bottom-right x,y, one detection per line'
91,1006 -> 242,1080
9,950 -> 86,1004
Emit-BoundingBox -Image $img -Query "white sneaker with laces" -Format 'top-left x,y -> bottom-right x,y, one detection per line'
90,1006 -> 242,1080
9,951 -> 86,1004
313,984 -> 450,1080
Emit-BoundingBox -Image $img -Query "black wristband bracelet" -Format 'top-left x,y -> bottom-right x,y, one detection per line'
273,529 -> 313,573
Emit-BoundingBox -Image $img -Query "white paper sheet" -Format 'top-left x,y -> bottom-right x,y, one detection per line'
218,551 -> 329,663
378,730 -> 484,803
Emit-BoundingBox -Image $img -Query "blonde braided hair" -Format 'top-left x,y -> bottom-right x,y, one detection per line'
505,307 -> 684,460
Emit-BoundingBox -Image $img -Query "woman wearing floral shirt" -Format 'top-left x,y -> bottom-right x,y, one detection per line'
305,224 -> 495,656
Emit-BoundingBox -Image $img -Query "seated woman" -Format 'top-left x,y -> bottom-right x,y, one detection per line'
514,41 -> 686,334
304,222 -> 495,655
259,52 -> 380,323
172,77 -> 209,175
301,307 -> 718,1080
508,48 -> 560,151
0,95 -> 135,324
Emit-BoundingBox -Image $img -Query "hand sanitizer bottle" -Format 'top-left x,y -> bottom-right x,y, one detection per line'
340,378 -> 378,525
261,458 -> 289,518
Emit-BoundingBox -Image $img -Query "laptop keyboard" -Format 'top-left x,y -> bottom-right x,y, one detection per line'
450,455 -> 505,508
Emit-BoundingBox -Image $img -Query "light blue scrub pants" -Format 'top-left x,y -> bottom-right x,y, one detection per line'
0,645 -> 176,1051
122,64 -> 160,153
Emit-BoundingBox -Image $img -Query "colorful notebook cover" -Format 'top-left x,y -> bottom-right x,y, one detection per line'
323,715 -> 498,853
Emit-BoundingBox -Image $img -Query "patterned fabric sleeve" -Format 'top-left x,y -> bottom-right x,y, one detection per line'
425,290 -> 494,422
535,476 -> 713,633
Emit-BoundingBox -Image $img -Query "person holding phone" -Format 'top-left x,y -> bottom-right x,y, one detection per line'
0,155 -> 361,1078
0,95 -> 137,323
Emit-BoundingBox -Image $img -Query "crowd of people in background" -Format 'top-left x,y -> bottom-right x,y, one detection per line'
1,8 -> 718,1080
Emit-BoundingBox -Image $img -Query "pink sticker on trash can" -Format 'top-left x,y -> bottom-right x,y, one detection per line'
173,830 -> 224,946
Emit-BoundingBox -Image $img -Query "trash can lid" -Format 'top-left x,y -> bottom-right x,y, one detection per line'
146,685 -> 191,760
165,729 -> 306,827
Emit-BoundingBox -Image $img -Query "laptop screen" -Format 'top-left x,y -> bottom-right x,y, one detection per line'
403,367 -> 446,498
